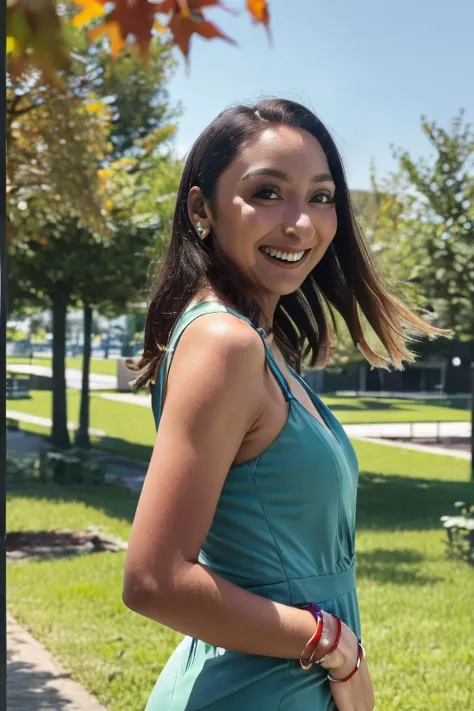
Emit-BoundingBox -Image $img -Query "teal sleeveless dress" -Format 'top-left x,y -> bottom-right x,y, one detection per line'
146,301 -> 361,711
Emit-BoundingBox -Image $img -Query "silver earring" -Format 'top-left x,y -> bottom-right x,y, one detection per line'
196,221 -> 206,237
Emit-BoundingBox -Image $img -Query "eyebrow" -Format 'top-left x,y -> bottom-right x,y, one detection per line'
240,168 -> 334,184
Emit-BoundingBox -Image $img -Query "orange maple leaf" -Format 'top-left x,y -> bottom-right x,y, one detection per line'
155,1 -> 236,60
89,20 -> 125,57
71,0 -> 106,28
155,0 -> 227,13
246,0 -> 271,42
89,0 -> 157,57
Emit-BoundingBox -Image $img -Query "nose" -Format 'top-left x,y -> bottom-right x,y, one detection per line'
283,208 -> 315,242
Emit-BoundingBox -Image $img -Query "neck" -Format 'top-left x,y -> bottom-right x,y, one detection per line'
197,283 -> 279,335
258,295 -> 277,328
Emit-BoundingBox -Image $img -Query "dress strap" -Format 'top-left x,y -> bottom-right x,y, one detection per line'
151,300 -> 293,426
255,327 -> 292,402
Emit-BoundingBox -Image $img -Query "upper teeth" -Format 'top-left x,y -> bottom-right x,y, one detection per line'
261,247 -> 306,262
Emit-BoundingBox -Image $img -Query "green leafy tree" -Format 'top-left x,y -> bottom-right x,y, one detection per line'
394,111 -> 474,475
362,112 -> 474,474
7,84 -> 112,447
8,29 -> 178,448
394,111 -> 474,340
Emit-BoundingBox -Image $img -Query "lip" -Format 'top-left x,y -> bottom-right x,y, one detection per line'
258,247 -> 310,269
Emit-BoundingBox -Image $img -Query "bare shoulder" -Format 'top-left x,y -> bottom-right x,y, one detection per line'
169,311 -> 265,383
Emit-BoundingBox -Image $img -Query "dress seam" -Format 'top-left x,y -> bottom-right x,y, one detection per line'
276,659 -> 292,711
250,461 -> 293,604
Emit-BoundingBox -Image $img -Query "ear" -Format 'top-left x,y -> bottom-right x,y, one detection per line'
188,186 -> 212,240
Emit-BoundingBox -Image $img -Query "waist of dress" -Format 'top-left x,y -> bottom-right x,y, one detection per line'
242,558 -> 356,605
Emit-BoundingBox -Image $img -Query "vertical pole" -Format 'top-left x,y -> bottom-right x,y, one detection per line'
471,362 -> 474,481
0,3 -> 8,705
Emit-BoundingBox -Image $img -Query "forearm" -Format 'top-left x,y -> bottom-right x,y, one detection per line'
126,561 -> 318,660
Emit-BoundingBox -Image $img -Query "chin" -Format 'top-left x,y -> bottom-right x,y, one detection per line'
259,279 -> 306,298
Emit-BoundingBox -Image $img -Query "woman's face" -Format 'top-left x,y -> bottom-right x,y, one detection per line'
201,125 -> 338,299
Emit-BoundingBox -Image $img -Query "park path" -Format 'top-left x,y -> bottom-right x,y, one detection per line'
7,364 -> 116,391
6,409 -> 106,437
7,614 -> 107,711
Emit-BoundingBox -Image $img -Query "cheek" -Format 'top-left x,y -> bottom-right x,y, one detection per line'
239,200 -> 284,239
316,208 -> 338,242
230,198 -> 280,241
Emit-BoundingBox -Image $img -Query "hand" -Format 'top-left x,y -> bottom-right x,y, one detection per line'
319,618 -> 375,711
328,658 -> 374,711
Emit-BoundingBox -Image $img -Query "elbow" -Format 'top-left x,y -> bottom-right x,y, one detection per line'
122,572 -> 165,615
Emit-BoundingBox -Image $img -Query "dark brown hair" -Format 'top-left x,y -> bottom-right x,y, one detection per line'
129,98 -> 449,390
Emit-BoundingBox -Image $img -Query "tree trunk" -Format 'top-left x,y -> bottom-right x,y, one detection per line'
75,303 -> 92,449
51,292 -> 70,449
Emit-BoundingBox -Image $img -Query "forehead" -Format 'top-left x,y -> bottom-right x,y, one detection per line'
231,125 -> 330,179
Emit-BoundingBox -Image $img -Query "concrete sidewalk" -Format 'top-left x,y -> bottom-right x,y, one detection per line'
343,420 -> 470,439
7,409 -> 106,437
7,364 -> 116,391
355,435 -> 470,460
7,614 -> 107,711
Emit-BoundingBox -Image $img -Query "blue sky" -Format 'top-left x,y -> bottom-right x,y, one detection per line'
167,0 -> 473,190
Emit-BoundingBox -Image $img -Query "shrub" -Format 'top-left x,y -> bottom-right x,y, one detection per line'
7,450 -> 106,487
6,417 -> 20,431
440,501 -> 474,566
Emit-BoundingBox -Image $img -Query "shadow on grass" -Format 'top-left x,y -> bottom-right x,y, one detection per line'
8,430 -> 473,535
9,468 -> 473,542
355,547 -> 443,586
329,400 -> 410,413
330,404 -> 407,412
357,471 -> 474,532
329,397 -> 469,413
89,435 -> 152,464
8,480 -> 139,525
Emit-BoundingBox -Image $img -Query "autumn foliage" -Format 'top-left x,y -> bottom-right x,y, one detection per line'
7,0 -> 271,82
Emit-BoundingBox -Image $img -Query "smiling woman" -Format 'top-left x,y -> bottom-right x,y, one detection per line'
123,98 -> 449,711
130,100 -> 447,385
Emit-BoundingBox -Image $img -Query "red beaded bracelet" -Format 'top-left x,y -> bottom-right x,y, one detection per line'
299,603 -> 323,670
327,641 -> 366,683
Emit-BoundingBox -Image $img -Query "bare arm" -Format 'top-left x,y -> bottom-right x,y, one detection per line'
123,313 -> 317,659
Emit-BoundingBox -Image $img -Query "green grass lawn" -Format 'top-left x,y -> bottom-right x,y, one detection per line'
7,443 -> 474,711
7,356 -> 119,376
323,395 -> 470,423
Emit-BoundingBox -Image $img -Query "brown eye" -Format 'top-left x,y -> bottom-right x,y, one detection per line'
310,192 -> 335,205
252,186 -> 281,201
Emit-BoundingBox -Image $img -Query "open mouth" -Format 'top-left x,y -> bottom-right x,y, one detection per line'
259,246 -> 309,265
